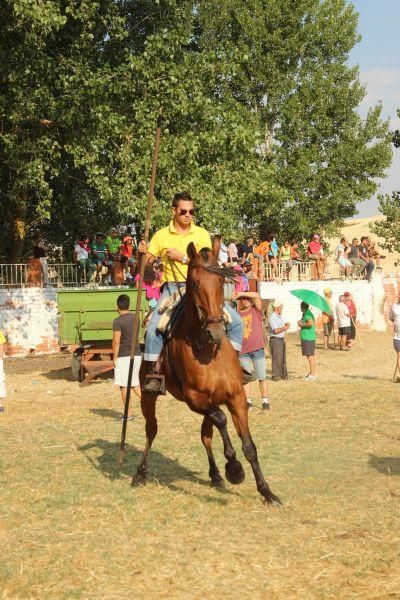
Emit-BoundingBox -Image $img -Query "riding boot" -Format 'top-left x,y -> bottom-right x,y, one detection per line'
142,360 -> 163,393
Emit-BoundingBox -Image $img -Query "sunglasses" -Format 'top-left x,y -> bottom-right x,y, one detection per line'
177,209 -> 195,216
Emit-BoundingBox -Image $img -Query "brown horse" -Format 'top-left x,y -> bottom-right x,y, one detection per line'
134,242 -> 281,505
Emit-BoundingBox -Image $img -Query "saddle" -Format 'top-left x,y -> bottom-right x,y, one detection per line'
156,290 -> 232,340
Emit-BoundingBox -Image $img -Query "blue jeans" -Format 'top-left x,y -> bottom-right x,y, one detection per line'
144,282 -> 243,361
239,348 -> 267,381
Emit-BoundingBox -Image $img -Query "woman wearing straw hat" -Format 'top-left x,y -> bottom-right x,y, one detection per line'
322,288 -> 335,349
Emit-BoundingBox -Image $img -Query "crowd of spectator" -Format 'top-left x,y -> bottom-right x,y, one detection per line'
30,228 -> 383,290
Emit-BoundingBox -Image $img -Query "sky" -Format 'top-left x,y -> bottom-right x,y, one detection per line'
349,0 -> 400,217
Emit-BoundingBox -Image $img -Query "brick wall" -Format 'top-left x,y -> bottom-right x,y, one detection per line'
0,288 -> 59,356
0,273 -> 398,356
259,272 -> 399,333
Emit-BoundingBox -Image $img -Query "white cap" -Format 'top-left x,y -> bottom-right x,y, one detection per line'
272,299 -> 283,308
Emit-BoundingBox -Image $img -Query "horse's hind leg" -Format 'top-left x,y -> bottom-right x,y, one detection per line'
229,403 -> 282,505
132,392 -> 158,486
201,416 -> 224,487
207,407 -> 245,485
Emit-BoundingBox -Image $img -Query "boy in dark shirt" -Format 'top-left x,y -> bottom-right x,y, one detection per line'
112,294 -> 142,419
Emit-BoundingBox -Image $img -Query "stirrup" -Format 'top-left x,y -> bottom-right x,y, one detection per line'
143,373 -> 166,395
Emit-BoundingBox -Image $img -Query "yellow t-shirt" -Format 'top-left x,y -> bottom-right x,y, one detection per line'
0,330 -> 6,344
148,221 -> 211,283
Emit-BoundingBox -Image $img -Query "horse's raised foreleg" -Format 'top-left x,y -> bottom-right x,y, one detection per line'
207,407 -> 245,485
132,392 -> 158,486
229,404 -> 282,505
201,416 -> 225,487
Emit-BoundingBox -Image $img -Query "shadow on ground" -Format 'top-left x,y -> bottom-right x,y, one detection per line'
90,408 -> 122,420
77,438 -> 238,505
42,367 -> 75,381
368,454 -> 400,476
342,375 -> 386,381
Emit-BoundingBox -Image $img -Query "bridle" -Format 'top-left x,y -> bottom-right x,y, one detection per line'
189,277 -> 225,329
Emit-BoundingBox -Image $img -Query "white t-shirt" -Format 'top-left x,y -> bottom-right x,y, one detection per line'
218,242 -> 228,265
336,301 -> 351,328
389,302 -> 400,340
74,243 -> 89,261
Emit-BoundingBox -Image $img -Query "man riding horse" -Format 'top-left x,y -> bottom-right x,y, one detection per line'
139,191 -> 244,393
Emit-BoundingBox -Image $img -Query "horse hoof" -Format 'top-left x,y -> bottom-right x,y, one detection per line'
264,493 -> 282,506
225,460 -> 245,485
131,473 -> 146,487
210,477 -> 225,489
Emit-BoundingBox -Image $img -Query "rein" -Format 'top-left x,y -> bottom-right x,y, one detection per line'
167,257 -> 237,340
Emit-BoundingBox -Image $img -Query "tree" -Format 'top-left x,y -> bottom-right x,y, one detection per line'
371,191 -> 400,253
0,0 -> 393,262
197,0 -> 392,241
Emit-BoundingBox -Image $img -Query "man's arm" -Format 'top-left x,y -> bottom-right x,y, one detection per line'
232,291 -> 262,311
298,317 -> 313,328
112,330 -> 121,368
270,315 -> 289,335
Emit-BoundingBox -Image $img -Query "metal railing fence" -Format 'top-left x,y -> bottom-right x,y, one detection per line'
0,262 -> 81,288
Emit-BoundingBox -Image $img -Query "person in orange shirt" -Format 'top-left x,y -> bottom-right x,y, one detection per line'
254,239 -> 270,280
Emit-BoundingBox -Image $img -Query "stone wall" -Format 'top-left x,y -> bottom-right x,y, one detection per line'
0,273 -> 398,356
260,272 -> 399,333
0,288 -> 59,356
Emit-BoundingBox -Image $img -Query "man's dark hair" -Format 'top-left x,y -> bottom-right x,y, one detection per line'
360,236 -> 367,243
172,192 -> 193,208
117,294 -> 130,310
81,233 -> 89,240
300,301 -> 309,311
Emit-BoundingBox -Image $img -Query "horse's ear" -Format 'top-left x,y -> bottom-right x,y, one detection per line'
187,242 -> 197,261
212,236 -> 221,259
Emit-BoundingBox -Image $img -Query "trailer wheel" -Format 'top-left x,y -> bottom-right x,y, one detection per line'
71,350 -> 83,382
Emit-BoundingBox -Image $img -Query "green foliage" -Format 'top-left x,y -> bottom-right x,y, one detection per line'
0,0 -> 393,261
371,191 -> 400,253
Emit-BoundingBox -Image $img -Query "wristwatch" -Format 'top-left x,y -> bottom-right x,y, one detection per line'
182,254 -> 188,264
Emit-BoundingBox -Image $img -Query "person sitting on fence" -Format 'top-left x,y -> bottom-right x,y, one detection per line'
241,237 -> 255,263
227,240 -> 239,263
279,240 -> 292,280
73,234 -> 96,284
267,234 -> 279,279
348,238 -> 366,277
336,237 -> 352,279
290,241 -> 302,262
214,235 -> 229,266
367,237 -> 384,268
307,233 -> 327,279
33,234 -> 50,287
105,228 -> 122,262
120,236 -> 136,282
358,237 -> 374,281
91,233 -> 108,284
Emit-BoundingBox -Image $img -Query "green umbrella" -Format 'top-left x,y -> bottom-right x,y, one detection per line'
290,289 -> 331,314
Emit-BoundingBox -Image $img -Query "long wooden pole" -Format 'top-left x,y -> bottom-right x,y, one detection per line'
119,115 -> 162,465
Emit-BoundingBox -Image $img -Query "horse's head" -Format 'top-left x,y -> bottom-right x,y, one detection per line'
186,239 -> 235,347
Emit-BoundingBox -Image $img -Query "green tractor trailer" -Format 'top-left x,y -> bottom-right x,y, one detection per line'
57,289 -> 149,384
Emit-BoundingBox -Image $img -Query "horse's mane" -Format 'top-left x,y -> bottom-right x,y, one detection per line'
191,248 -> 238,282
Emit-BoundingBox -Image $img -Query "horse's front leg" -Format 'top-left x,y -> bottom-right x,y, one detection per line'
229,401 -> 282,505
207,407 -> 246,485
132,392 -> 158,486
201,416 -> 225,487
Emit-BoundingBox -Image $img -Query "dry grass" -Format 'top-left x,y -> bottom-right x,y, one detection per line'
1,332 -> 399,599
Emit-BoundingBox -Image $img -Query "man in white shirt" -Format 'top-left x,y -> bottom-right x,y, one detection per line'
73,235 -> 96,284
335,295 -> 351,351
268,300 -> 290,380
389,290 -> 400,381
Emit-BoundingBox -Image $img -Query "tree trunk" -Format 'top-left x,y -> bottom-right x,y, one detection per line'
9,200 -> 27,263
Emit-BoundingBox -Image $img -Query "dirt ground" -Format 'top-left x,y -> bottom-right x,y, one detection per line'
0,331 -> 399,599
